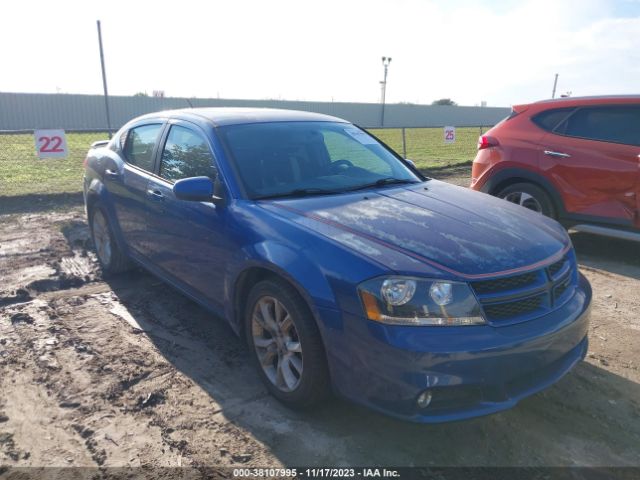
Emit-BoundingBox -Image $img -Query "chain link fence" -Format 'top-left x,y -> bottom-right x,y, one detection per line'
0,126 -> 490,212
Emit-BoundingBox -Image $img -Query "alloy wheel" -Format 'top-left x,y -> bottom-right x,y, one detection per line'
251,296 -> 303,392
502,191 -> 543,213
92,210 -> 112,266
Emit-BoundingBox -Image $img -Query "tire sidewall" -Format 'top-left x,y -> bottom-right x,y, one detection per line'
89,206 -> 116,272
244,280 -> 326,407
498,183 -> 556,218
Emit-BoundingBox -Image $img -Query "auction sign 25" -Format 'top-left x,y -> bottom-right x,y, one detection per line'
34,129 -> 68,159
444,126 -> 456,144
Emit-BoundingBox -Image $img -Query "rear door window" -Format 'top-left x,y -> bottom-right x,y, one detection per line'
531,108 -> 575,132
123,124 -> 163,171
556,106 -> 640,146
159,125 -> 216,182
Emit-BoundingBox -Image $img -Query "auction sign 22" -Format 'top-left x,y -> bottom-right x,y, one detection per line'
34,129 -> 68,158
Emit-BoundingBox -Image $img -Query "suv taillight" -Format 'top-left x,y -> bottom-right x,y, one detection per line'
477,135 -> 499,150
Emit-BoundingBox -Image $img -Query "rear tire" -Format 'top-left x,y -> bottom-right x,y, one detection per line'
245,278 -> 330,409
497,182 -> 556,218
89,207 -> 132,275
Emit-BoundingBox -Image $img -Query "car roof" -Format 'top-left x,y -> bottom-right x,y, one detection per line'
533,95 -> 640,107
510,95 -> 640,114
132,107 -> 349,127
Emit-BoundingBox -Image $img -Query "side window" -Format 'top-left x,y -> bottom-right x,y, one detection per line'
123,124 -> 163,171
159,125 -> 216,182
531,108 -> 575,132
323,130 -> 393,176
557,107 -> 640,146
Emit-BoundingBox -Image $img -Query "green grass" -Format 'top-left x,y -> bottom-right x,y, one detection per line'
0,132 -> 109,197
370,126 -> 489,170
0,127 -> 489,198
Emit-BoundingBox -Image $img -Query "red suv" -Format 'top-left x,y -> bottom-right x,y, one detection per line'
471,96 -> 640,241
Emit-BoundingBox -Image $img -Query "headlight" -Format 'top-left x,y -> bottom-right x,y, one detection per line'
358,276 -> 486,326
381,278 -> 416,305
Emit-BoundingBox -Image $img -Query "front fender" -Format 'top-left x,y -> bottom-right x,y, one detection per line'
252,240 -> 337,308
225,240 -> 342,336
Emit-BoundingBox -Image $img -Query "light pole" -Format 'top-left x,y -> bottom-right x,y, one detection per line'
551,73 -> 559,99
380,56 -> 391,126
96,20 -> 112,138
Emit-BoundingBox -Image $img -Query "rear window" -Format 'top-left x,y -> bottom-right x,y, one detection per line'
531,108 -> 575,132
556,106 -> 640,146
123,124 -> 163,171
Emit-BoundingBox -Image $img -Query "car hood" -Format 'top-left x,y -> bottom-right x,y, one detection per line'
261,180 -> 570,279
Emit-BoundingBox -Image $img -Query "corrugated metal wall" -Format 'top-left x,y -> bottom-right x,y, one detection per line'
0,92 -> 510,130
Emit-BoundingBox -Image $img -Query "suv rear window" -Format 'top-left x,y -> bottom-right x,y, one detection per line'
557,107 -> 640,146
531,108 -> 575,132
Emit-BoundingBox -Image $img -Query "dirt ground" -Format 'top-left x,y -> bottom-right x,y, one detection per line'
1,173 -> 640,469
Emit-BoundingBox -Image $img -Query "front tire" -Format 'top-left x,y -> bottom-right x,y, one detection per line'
497,182 -> 556,218
90,207 -> 131,275
245,279 -> 330,409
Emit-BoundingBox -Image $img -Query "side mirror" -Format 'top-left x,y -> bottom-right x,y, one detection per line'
173,176 -> 223,204
405,158 -> 416,168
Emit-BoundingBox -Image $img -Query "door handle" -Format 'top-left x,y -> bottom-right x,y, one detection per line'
147,189 -> 164,201
544,150 -> 571,158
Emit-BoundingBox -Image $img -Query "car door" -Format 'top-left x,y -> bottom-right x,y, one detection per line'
539,105 -> 640,227
106,122 -> 165,256
144,120 -> 232,308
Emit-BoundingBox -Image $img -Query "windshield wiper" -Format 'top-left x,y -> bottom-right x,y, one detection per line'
254,178 -> 419,200
254,187 -> 342,200
346,177 -> 419,192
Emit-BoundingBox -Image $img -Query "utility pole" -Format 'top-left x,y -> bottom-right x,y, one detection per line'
380,56 -> 392,127
551,73 -> 559,99
97,20 -> 112,138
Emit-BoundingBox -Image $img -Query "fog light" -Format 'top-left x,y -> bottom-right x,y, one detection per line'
417,390 -> 433,409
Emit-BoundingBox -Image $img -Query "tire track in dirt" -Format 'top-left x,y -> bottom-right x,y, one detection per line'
0,210 -> 275,468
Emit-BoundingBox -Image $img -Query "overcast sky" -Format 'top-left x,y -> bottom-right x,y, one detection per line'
2,0 -> 638,107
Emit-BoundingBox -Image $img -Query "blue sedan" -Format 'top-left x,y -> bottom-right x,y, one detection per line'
83,108 -> 591,422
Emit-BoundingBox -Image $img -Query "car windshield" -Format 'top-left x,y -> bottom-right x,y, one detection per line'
218,121 -> 422,199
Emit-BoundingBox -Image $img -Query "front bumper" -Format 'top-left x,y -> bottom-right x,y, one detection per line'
323,273 -> 591,423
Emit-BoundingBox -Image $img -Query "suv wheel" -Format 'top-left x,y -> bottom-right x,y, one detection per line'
245,279 -> 330,409
497,183 -> 555,218
90,207 -> 131,274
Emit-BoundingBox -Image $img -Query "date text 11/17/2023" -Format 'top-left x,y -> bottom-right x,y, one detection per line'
232,468 -> 400,478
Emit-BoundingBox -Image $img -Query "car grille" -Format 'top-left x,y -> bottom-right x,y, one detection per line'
548,257 -> 566,277
472,271 -> 539,295
553,275 -> 572,300
471,252 -> 576,325
483,293 -> 545,319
